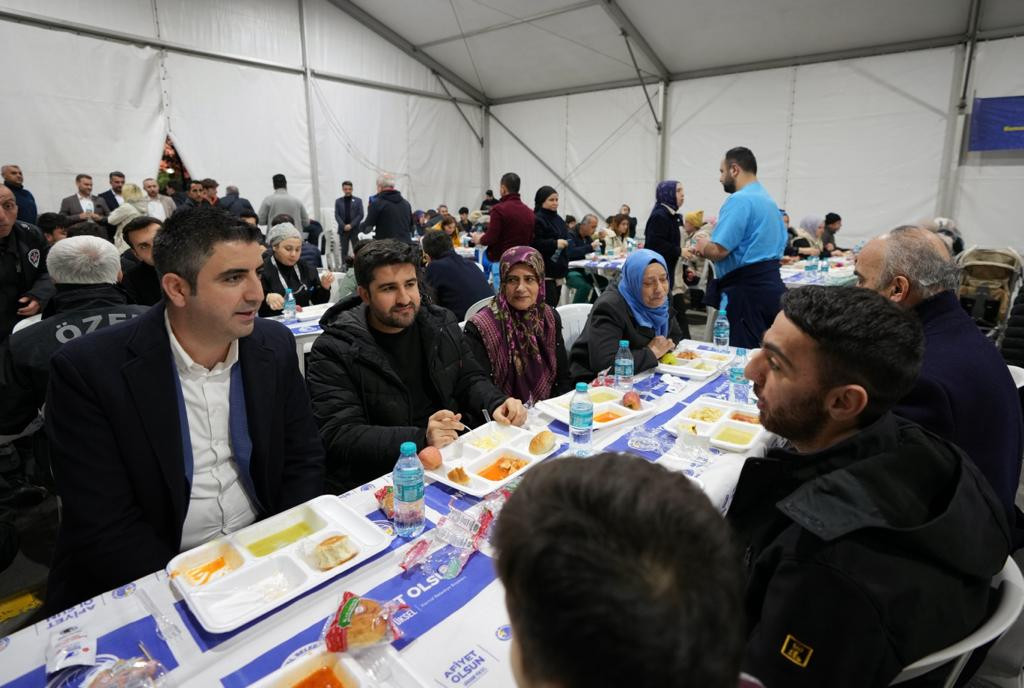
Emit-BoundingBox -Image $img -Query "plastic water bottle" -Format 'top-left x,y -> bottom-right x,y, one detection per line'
819,258 -> 830,273
729,348 -> 751,405
491,262 -> 501,294
614,340 -> 634,391
569,383 -> 594,457
626,238 -> 636,254
713,294 -> 730,350
283,288 -> 297,322
392,441 -> 425,538
805,255 -> 819,272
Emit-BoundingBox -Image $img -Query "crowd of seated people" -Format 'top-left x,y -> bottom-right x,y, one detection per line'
1,155 -> 1022,688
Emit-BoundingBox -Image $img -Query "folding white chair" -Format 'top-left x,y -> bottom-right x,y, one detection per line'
556,303 -> 593,351
890,556 -> 1024,686
1009,365 -> 1024,390
463,296 -> 493,322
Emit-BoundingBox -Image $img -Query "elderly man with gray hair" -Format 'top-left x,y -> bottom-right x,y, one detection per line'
0,236 -> 148,486
359,172 -> 412,242
856,225 -> 1023,540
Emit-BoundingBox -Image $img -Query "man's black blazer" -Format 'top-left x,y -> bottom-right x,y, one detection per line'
44,304 -> 325,613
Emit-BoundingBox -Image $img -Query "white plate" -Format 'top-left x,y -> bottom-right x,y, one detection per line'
429,427 -> 560,497
657,341 -> 733,378
168,495 -> 390,634
295,302 -> 332,322
536,390 -> 650,432
660,396 -> 764,452
249,650 -> 367,687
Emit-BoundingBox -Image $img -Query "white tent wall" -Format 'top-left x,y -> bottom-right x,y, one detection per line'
489,85 -> 658,224
0,0 -> 157,37
956,36 -> 1024,250
161,53 -> 314,216
0,20 -> 165,214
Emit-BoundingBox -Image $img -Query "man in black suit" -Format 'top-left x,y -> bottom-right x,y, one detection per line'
333,180 -> 364,268
44,206 -> 325,613
98,170 -> 125,213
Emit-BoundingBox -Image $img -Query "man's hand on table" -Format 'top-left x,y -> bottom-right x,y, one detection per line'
493,398 -> 527,426
427,410 -> 465,448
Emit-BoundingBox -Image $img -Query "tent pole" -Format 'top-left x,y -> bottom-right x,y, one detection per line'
489,113 -> 604,219
938,0 -> 982,218
658,81 -> 669,180
481,107 -> 491,196
298,0 -> 322,221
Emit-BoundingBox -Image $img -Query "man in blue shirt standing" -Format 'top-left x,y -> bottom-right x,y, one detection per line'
695,147 -> 787,348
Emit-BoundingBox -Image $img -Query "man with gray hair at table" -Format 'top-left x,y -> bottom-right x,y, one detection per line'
359,173 -> 412,242
855,225 -> 1023,541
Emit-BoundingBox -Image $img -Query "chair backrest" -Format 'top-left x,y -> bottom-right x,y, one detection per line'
556,303 -> 593,351
464,296 -> 493,322
1008,364 -> 1024,390
890,556 -> 1024,686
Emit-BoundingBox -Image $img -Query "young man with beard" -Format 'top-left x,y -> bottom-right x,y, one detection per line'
307,239 -> 526,492
728,285 -> 1011,687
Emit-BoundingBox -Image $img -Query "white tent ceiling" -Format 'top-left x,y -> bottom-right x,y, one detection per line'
344,0 -> 1024,103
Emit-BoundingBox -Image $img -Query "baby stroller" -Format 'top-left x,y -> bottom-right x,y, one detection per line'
957,247 -> 1023,343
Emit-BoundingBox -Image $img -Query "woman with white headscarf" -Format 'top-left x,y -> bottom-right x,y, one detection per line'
259,222 -> 334,316
791,215 -> 824,257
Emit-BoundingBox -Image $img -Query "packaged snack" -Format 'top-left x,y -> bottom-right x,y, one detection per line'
46,625 -> 95,675
322,592 -> 406,652
374,486 -> 395,519
86,657 -> 169,688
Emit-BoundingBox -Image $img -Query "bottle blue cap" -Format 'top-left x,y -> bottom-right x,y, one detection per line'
619,340 -> 629,347
400,441 -> 417,455
576,382 -> 588,392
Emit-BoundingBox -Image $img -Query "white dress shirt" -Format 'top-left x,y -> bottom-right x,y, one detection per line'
165,313 -> 258,551
78,195 -> 94,213
147,198 -> 166,221
114,192 -> 124,207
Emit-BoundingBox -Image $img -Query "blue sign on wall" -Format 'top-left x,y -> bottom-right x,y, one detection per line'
969,96 -> 1024,152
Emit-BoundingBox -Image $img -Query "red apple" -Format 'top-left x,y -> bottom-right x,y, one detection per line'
621,391 -> 642,410
418,446 -> 442,470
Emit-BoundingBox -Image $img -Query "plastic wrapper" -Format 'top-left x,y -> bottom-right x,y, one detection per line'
86,657 -> 170,688
46,625 -> 95,675
321,592 -> 407,652
374,486 -> 394,519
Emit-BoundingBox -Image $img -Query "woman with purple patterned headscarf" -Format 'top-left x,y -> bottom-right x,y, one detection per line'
643,180 -> 685,292
464,246 -> 571,403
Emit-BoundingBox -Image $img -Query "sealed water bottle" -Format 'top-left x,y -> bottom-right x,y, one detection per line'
613,340 -> 634,391
491,262 -> 501,293
729,348 -> 751,405
283,288 -> 297,322
819,258 -> 830,273
393,442 -> 425,538
713,294 -> 730,349
805,255 -> 819,272
569,383 -> 594,457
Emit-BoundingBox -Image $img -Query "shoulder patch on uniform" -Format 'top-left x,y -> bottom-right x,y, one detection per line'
27,248 -> 40,268
780,634 -> 813,668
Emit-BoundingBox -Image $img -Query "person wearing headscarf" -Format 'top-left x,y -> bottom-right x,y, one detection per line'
791,215 -> 824,257
464,246 -> 571,404
569,249 -> 684,382
106,183 -> 149,253
259,222 -> 334,316
643,180 -> 684,290
530,186 -> 570,307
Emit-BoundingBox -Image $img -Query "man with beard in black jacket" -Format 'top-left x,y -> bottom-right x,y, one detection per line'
308,239 -> 527,491
359,173 -> 413,243
729,286 -> 1011,687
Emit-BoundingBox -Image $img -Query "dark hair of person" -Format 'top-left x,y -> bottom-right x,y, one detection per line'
66,221 -> 107,239
271,213 -> 295,226
724,146 -> 757,174
189,180 -> 203,190
123,216 -> 162,248
153,206 -> 262,293
272,174 -> 287,189
458,206 -> 469,215
345,238 -> 371,268
439,216 -> 457,231
824,212 -> 842,226
611,213 -> 630,234
38,212 -> 70,234
565,214 -> 577,225
200,178 -> 218,189
109,171 -> 125,180
342,180 -> 353,187
485,189 -> 494,197
494,453 -> 745,688
354,239 -> 417,289
421,229 -> 453,260
500,172 -> 520,194
75,173 -> 91,183
239,209 -> 259,222
165,182 -> 179,194
781,285 -> 923,424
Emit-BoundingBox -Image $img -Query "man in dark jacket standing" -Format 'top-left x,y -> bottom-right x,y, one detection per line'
216,185 -> 256,217
308,239 -> 527,491
44,207 -> 325,613
2,165 -> 37,225
0,186 -> 54,344
730,286 -> 1010,687
856,226 -> 1024,541
334,181 -> 364,266
473,173 -> 534,262
360,174 -> 411,242
421,230 -> 492,321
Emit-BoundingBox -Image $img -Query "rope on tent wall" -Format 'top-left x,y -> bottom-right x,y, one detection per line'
447,0 -> 486,94
780,66 -> 797,209
151,0 -> 173,142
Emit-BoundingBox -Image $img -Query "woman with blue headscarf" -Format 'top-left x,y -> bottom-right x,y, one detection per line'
643,180 -> 684,290
568,249 -> 684,382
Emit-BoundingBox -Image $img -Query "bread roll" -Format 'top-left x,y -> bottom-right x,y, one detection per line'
529,430 -> 556,455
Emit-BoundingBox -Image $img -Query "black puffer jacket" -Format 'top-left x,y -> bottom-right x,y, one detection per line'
307,297 -> 507,490
359,189 -> 413,242
1003,299 -> 1024,367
